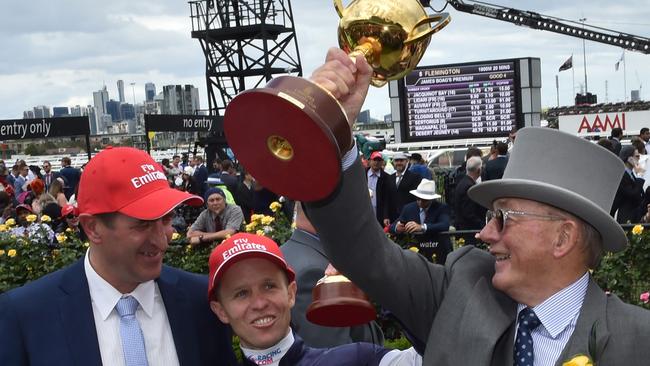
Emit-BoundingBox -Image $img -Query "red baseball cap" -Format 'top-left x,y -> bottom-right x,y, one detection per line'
77,147 -> 203,220
60,204 -> 77,218
208,233 -> 295,300
370,151 -> 383,160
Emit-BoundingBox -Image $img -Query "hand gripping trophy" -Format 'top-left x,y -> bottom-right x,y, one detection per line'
224,0 -> 450,202
224,0 -> 450,327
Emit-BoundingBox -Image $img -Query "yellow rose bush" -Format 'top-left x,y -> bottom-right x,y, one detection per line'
593,224 -> 650,309
242,201 -> 292,244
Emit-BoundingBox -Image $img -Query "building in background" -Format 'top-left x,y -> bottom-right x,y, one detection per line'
106,100 -> 122,122
92,86 -> 110,134
145,82 -> 156,102
120,103 -> 135,121
162,85 -> 200,115
70,105 -> 89,117
33,105 -> 51,118
52,107 -> 70,117
117,80 -> 125,103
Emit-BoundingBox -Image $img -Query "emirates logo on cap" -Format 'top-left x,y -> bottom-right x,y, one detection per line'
131,164 -> 167,189
222,237 -> 268,260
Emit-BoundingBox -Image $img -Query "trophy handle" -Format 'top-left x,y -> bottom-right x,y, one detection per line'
333,0 -> 346,18
405,12 -> 451,45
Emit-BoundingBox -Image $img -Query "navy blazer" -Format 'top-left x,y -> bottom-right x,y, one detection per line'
481,156 -> 508,181
390,170 -> 422,214
389,201 -> 450,242
0,259 -> 236,366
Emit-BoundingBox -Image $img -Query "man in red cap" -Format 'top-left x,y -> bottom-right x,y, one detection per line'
208,233 -> 421,365
0,147 -> 236,366
366,151 -> 397,227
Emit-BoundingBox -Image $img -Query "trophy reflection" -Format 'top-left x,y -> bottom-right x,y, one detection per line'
224,0 -> 451,201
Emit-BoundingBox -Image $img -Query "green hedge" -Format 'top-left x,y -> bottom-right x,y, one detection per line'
2,218 -> 648,311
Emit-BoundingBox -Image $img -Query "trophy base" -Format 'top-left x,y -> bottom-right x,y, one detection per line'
306,280 -> 376,327
224,76 -> 351,201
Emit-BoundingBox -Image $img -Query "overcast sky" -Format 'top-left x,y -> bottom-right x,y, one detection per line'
1,0 -> 649,121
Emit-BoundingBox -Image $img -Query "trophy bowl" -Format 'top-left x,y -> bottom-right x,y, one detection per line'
224,0 -> 450,201
306,275 -> 376,327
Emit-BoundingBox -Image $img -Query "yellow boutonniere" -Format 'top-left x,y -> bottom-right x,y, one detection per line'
562,355 -> 594,366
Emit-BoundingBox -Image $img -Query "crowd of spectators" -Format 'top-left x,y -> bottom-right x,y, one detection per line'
0,151 -> 296,247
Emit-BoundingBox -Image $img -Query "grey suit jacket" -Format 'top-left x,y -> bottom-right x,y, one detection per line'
305,156 -> 650,365
281,229 -> 384,348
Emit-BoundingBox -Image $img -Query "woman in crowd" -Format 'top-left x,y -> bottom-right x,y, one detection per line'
48,178 -> 68,207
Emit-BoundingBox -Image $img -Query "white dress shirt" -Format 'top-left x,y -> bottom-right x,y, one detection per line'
367,169 -> 379,213
84,250 -> 180,366
515,272 -> 589,366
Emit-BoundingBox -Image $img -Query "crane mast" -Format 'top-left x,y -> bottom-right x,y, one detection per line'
441,0 -> 650,54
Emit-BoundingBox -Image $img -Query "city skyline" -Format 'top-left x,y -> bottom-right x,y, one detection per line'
1,0 -> 648,121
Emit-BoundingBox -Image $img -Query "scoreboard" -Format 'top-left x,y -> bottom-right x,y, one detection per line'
392,58 -> 540,143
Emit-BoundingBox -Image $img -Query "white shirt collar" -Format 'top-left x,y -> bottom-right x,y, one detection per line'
518,271 -> 589,338
84,249 -> 156,320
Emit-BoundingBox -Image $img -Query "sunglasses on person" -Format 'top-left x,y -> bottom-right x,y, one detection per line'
485,208 -> 565,233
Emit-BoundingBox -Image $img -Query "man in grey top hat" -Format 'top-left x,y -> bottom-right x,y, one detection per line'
303,48 -> 650,366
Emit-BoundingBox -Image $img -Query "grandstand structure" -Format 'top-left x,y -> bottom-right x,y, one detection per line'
544,100 -> 650,129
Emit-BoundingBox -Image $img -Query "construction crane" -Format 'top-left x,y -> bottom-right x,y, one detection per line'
422,0 -> 650,54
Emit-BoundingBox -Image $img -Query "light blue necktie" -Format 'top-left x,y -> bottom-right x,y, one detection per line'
115,296 -> 149,366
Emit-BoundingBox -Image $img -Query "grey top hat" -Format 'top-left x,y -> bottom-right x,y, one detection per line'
468,127 -> 627,252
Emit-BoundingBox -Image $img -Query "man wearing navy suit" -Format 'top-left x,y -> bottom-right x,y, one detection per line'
389,179 -> 451,264
481,141 -> 509,181
193,155 -> 209,196
390,152 -> 422,215
0,147 -> 236,366
58,156 -> 81,200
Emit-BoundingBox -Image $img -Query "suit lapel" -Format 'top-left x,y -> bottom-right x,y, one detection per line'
58,259 -> 103,366
555,278 -> 610,365
158,267 -> 202,365
457,277 -> 517,365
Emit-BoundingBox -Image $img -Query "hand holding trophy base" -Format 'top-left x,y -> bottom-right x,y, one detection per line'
224,0 -> 450,201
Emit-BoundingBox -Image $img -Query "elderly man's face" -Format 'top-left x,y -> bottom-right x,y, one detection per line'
207,193 -> 226,215
393,158 -> 407,173
477,198 -> 566,302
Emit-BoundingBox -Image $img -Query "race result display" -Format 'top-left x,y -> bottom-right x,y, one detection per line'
400,60 -> 520,142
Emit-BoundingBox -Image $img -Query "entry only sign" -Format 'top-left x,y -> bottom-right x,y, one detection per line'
144,114 -> 223,133
0,116 -> 90,139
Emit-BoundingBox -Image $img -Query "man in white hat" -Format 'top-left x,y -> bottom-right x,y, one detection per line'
303,48 -> 650,365
389,179 -> 450,264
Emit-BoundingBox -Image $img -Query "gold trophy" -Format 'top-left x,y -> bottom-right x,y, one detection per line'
224,0 -> 450,201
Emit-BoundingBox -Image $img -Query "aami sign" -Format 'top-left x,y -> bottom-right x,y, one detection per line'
558,110 -> 650,136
